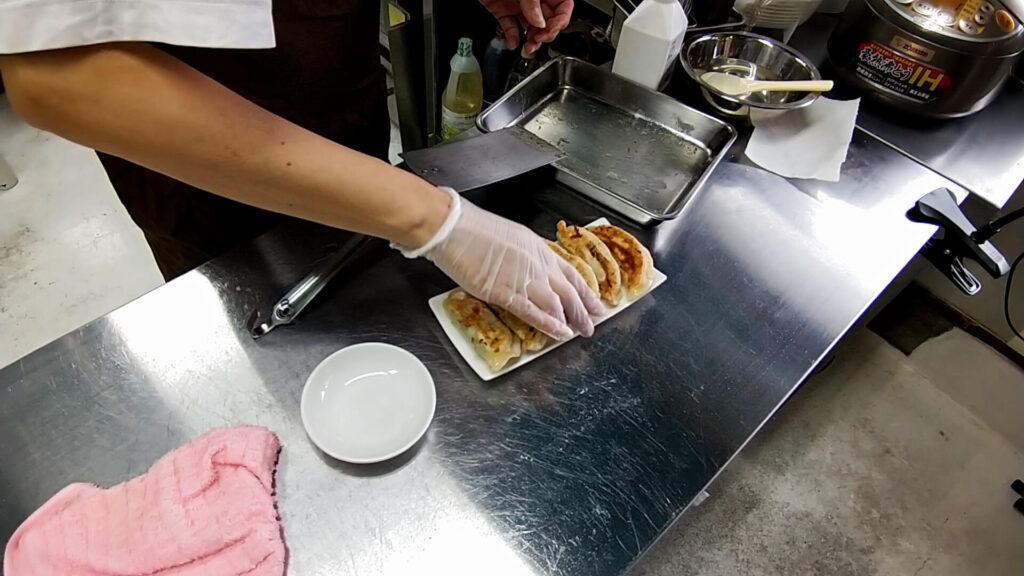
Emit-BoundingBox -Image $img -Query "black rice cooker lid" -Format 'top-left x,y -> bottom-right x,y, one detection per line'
870,0 -> 1024,54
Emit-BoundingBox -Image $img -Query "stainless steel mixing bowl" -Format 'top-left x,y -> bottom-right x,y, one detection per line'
680,32 -> 823,118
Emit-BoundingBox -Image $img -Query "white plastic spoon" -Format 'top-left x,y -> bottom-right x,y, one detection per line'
701,71 -> 834,96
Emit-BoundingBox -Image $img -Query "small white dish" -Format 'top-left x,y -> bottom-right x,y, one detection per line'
301,343 -> 436,464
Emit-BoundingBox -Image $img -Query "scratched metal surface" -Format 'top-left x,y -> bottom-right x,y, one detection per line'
0,131 -> 960,575
856,85 -> 1024,209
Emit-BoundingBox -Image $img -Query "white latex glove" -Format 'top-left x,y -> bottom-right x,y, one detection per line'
395,187 -> 604,339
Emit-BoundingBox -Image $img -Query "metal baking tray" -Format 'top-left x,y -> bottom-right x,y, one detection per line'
478,57 -> 737,225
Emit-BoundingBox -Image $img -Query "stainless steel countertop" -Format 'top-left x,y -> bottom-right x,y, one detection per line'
856,84 -> 1024,209
0,132 -> 964,574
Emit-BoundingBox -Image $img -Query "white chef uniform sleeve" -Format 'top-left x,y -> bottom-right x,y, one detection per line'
0,0 -> 275,54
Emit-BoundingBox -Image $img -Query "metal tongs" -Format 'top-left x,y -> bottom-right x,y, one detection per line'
250,234 -> 372,338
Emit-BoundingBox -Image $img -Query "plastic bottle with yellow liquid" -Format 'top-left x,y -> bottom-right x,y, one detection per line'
441,38 -> 483,140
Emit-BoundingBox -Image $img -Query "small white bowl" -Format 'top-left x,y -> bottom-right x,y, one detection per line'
301,343 -> 436,464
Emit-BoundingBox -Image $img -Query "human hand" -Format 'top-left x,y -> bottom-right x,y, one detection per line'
480,0 -> 574,53
396,188 -> 603,339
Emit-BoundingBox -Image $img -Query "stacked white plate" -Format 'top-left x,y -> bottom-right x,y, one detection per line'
735,0 -> 823,29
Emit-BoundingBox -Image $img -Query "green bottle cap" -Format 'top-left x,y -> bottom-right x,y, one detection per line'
457,37 -> 473,57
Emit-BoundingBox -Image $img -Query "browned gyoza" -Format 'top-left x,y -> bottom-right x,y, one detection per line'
588,225 -> 654,300
492,307 -> 548,352
556,221 -> 623,306
443,289 -> 521,371
547,240 -> 600,295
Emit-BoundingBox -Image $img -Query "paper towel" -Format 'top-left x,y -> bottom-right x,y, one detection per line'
745,97 -> 860,182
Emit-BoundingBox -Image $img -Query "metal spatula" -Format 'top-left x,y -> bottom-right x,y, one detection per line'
401,126 -> 564,191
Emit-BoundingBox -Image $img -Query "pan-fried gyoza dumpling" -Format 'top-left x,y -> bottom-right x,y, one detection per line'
492,306 -> 548,352
547,240 -> 600,296
556,221 -> 622,306
588,224 -> 654,300
444,289 -> 522,371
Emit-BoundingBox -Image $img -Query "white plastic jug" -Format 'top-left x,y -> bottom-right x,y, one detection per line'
611,0 -> 688,90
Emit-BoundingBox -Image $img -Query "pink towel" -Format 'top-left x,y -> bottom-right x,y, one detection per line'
4,426 -> 285,576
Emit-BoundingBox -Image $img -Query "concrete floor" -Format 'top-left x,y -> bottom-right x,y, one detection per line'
0,97 -> 164,367
633,329 -> 1024,576
2,95 -> 1023,575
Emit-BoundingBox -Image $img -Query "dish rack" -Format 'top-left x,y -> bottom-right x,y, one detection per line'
734,0 -> 824,40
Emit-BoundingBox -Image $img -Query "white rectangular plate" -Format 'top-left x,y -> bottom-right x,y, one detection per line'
428,218 -> 667,381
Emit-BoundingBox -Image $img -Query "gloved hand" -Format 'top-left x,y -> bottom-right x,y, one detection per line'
396,187 -> 604,340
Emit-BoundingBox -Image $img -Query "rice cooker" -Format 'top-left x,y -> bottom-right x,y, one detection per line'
828,0 -> 1024,118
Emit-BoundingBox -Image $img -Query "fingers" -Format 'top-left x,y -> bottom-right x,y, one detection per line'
551,0 -> 574,21
523,2 -> 571,51
498,16 -> 520,50
526,5 -> 561,42
537,13 -> 570,40
518,0 -> 547,29
507,294 -> 573,340
526,26 -> 554,46
549,275 -> 595,337
525,280 -> 571,336
556,258 -> 605,317
540,0 -> 573,38
489,281 -> 574,341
